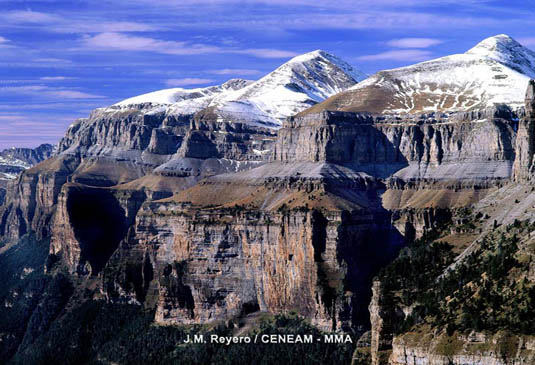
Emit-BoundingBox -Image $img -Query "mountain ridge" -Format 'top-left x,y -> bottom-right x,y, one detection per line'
2,35 -> 535,365
112,50 -> 364,128
303,34 -> 535,116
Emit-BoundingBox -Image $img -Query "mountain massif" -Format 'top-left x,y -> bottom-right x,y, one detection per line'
0,143 -> 54,204
1,35 -> 535,364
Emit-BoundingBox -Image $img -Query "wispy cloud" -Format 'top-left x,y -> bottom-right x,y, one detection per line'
386,37 -> 444,48
0,113 -> 73,146
208,68 -> 261,76
150,11 -> 504,32
40,76 -> 74,81
130,0 -> 493,9
0,85 -> 104,99
165,78 -> 216,87
518,37 -> 535,49
80,32 -> 297,58
356,49 -> 433,62
3,10 -> 57,24
82,32 -> 221,55
60,21 -> 158,34
0,11 -> 158,33
236,48 -> 298,58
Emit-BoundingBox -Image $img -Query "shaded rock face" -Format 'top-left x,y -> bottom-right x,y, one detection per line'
100,199 -> 403,332
276,110 -> 517,185
513,79 -> 535,181
50,184 -> 146,275
369,281 -> 402,365
0,143 -> 55,204
390,208 -> 452,241
58,107 -> 276,165
0,155 -> 79,243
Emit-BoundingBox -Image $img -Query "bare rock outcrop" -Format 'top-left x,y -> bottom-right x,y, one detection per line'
513,79 -> 535,181
389,333 -> 535,365
276,110 -> 516,186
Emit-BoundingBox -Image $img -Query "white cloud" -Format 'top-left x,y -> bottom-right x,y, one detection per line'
518,37 -> 535,48
165,78 -> 216,86
0,11 -> 158,33
82,32 -> 222,55
236,48 -> 298,58
51,90 -> 103,99
3,11 -> 58,24
386,37 -> 443,48
356,49 -> 433,62
81,32 -> 297,58
59,21 -> 158,33
0,85 -> 104,99
132,0 -> 492,8
33,58 -> 72,64
208,68 -> 261,75
40,76 -> 74,81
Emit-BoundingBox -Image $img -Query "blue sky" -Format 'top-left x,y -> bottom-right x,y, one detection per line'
0,0 -> 534,149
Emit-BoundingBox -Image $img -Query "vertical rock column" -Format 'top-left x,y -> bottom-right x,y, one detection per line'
513,79 -> 535,181
369,281 -> 395,365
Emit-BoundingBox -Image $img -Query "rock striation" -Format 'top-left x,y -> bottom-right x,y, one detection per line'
513,79 -> 535,181
278,109 -> 515,180
3,39 -> 535,365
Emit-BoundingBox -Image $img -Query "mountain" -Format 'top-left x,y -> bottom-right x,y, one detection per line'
0,142 -> 53,180
304,34 -> 535,115
0,144 -> 54,179
54,50 -> 364,187
114,50 -> 365,128
0,143 -> 54,205
209,50 -> 366,127
2,36 -> 535,365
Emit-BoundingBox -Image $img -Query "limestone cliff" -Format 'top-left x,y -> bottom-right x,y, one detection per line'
0,155 -> 79,243
3,49 -> 535,365
276,108 -> 517,186
513,79 -> 535,181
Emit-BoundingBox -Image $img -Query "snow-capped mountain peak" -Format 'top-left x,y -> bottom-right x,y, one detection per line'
307,34 -> 535,115
204,49 -> 364,127
466,34 -> 535,77
286,49 -> 367,82
114,78 -> 252,107
111,50 -> 365,128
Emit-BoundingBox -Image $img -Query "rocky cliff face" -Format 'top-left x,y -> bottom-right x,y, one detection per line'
388,333 -> 535,365
49,184 -> 146,275
513,79 -> 535,181
92,168 -> 404,332
0,155 -> 79,243
0,143 -> 55,205
278,108 -> 516,183
17,84 -> 528,339
3,41 -> 535,365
